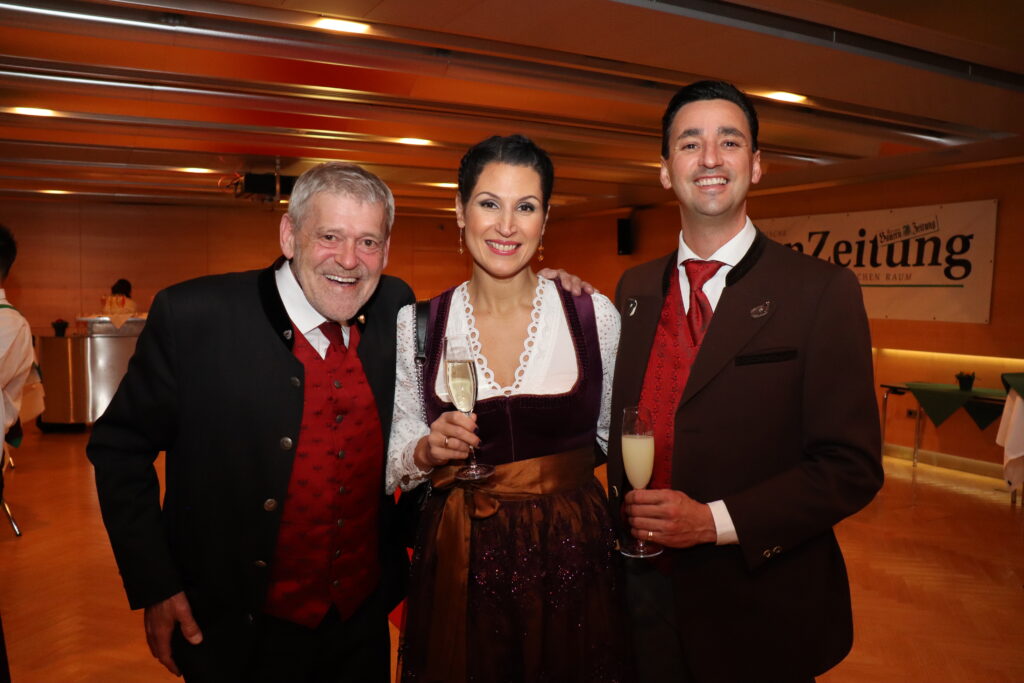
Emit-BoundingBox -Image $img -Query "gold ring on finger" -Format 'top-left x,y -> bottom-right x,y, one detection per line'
443,436 -> 449,448
647,530 -> 654,540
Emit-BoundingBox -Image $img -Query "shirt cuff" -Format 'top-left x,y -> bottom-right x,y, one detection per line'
708,499 -> 739,545
397,441 -> 433,490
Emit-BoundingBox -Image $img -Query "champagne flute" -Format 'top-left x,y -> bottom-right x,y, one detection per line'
444,334 -> 493,481
620,406 -> 662,558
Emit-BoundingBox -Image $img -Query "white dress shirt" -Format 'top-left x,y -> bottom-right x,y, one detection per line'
0,289 -> 35,432
275,262 -> 350,358
676,218 -> 756,546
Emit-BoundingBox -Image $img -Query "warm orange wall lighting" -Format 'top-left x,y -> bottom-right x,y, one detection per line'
875,348 -> 1023,366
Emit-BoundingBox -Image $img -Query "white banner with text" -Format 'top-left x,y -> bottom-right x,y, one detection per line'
757,200 -> 997,323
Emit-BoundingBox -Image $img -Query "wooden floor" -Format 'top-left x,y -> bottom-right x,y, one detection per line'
2,425 -> 1023,682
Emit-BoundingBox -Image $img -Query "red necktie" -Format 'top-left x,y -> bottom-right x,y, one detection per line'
318,321 -> 347,358
683,259 -> 725,347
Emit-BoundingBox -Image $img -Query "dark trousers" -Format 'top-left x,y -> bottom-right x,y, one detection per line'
626,560 -> 814,683
176,599 -> 390,683
0,611 -> 11,683
626,559 -> 692,683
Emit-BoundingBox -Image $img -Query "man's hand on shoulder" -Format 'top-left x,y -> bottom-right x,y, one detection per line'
537,268 -> 596,296
144,590 -> 203,676
624,488 -> 717,548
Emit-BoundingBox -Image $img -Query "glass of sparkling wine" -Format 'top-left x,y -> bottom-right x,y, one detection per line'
444,334 -> 493,481
620,406 -> 662,558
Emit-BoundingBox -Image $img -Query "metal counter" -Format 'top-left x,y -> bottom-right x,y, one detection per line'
38,317 -> 145,425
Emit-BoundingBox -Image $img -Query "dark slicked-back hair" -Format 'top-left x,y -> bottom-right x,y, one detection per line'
0,224 -> 16,281
661,80 -> 759,157
458,134 -> 555,209
111,278 -> 132,297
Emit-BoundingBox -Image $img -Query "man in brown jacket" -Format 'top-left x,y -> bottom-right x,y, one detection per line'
609,81 -> 883,682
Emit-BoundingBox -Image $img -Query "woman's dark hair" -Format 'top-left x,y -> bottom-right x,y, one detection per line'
457,134 -> 554,209
111,278 -> 132,297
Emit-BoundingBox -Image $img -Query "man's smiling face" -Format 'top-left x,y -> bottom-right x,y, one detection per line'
660,98 -> 762,230
279,191 -> 390,323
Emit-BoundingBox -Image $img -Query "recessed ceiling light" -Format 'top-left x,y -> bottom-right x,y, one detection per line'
179,167 -> 216,174
315,18 -> 370,34
397,137 -> 432,146
40,189 -> 70,194
12,107 -> 56,116
762,91 -> 807,103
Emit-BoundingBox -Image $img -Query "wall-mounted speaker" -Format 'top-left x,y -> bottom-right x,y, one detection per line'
617,218 -> 634,255
235,173 -> 297,200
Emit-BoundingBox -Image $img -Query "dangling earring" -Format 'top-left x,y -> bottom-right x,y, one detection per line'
537,236 -> 545,262
458,227 -> 464,255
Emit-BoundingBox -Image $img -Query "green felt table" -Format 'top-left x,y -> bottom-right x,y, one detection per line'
904,382 -> 1007,430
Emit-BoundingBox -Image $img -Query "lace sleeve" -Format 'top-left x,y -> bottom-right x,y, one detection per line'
592,292 -> 620,454
386,303 -> 432,493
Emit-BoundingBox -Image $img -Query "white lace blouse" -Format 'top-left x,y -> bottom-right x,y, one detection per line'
386,277 -> 620,493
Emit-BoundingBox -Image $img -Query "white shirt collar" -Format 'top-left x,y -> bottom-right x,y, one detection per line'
274,261 -> 350,346
677,217 -> 756,268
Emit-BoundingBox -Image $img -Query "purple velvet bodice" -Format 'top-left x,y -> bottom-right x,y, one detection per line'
422,282 -> 602,465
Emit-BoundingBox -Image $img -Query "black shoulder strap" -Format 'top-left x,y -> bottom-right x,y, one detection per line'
414,300 -> 429,364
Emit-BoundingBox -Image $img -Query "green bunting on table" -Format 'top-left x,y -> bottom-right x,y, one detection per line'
905,382 -> 1007,430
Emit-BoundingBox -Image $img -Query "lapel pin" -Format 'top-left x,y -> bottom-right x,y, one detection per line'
750,301 -> 770,319
357,314 -> 366,325
626,298 -> 638,317
283,329 -> 293,340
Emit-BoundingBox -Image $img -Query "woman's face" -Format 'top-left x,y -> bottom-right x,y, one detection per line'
456,162 -> 548,280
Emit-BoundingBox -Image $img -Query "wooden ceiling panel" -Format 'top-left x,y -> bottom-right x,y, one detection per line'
0,0 -> 1018,215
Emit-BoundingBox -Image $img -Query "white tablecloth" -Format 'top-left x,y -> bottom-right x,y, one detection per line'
997,388 -> 1024,491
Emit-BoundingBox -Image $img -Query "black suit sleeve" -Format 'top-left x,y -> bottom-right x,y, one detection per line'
87,290 -> 183,609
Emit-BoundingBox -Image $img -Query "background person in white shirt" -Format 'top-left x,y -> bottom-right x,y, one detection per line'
0,225 -> 36,447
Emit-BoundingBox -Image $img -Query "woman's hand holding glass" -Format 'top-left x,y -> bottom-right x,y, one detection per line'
413,411 -> 480,471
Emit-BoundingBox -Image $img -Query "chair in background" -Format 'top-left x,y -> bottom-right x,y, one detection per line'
1,444 -> 19,537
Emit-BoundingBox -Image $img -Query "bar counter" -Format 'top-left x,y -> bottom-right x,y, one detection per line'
38,316 -> 145,425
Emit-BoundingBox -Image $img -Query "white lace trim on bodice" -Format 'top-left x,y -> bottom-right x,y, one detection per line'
457,279 -> 545,397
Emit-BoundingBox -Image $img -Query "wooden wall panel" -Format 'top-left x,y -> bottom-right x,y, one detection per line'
0,200 -> 83,334
206,206 -> 284,276
78,204 -> 212,317
541,212 -> 628,295
403,217 -> 472,300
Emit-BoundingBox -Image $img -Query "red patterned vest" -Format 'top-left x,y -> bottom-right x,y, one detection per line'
638,278 -> 700,491
263,325 -> 383,628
